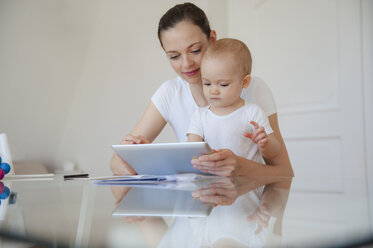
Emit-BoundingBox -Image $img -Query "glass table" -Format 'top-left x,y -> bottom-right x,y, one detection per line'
0,174 -> 371,247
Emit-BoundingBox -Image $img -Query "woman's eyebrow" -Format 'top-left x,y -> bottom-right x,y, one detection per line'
165,42 -> 202,54
188,42 -> 202,48
166,51 -> 179,55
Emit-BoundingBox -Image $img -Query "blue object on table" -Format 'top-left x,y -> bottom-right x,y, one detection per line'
0,187 -> 10,200
0,163 -> 10,174
0,156 -> 2,163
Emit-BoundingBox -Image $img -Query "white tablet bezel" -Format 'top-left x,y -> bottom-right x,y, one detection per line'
112,142 -> 212,175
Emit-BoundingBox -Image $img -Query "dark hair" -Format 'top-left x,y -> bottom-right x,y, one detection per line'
157,2 -> 211,46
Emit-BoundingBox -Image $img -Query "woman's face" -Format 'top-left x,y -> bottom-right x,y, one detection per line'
160,21 -> 213,85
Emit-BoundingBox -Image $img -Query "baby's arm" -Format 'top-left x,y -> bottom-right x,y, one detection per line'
245,121 -> 281,159
187,108 -> 205,142
188,133 -> 204,142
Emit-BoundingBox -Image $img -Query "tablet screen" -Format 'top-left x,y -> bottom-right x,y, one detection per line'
112,142 -> 212,175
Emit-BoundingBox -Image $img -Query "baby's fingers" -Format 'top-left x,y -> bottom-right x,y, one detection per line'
251,127 -> 264,143
258,137 -> 268,148
243,132 -> 253,139
255,132 -> 267,143
250,121 -> 259,130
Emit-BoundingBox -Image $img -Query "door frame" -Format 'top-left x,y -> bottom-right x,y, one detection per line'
362,0 -> 373,229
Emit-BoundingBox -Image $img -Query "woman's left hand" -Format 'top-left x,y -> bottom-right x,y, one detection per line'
192,177 -> 239,206
191,149 -> 241,176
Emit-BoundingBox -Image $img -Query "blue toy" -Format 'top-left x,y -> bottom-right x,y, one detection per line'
0,156 -> 11,179
0,163 -> 10,174
0,187 -> 10,200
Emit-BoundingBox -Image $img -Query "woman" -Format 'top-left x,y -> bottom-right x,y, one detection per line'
110,2 -> 293,177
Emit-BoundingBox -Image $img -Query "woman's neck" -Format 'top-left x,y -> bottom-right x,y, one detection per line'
189,83 -> 209,107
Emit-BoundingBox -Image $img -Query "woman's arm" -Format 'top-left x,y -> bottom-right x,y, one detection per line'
131,102 -> 167,142
191,113 -> 294,177
265,113 -> 293,175
110,102 -> 167,175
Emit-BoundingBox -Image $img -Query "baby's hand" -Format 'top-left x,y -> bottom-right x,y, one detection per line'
243,121 -> 268,148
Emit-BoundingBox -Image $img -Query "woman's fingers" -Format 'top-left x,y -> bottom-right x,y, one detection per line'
198,195 -> 233,205
192,184 -> 237,205
121,134 -> 150,144
194,166 -> 235,176
192,163 -> 233,176
198,149 -> 231,161
124,216 -> 147,223
194,186 -> 232,197
191,149 -> 239,176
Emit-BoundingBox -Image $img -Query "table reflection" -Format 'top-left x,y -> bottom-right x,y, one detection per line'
110,176 -> 292,248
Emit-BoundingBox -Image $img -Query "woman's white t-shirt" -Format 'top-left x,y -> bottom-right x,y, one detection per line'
151,76 -> 276,142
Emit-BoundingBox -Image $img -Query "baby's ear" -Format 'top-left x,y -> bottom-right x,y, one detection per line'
242,75 -> 251,88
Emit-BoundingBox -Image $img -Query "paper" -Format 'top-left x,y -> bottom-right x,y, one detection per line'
91,173 -> 219,185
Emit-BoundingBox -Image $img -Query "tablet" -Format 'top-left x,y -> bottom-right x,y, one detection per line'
112,187 -> 213,217
112,142 -> 212,175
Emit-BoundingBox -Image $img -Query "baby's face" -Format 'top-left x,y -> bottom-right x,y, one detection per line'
201,54 -> 245,110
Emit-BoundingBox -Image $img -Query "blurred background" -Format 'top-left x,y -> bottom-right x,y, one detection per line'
0,0 -> 372,203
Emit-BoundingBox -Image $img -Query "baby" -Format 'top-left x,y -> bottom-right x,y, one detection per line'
187,38 -> 280,163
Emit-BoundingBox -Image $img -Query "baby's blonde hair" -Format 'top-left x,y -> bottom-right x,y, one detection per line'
203,38 -> 252,76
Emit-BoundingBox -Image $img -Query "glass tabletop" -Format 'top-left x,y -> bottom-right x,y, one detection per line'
0,175 -> 371,248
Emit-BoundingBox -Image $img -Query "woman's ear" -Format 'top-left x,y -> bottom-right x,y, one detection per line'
243,75 -> 251,88
209,30 -> 217,43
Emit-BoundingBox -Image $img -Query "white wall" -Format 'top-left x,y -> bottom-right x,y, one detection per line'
0,0 -> 94,167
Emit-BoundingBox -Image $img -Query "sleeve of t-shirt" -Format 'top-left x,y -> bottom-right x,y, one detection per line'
150,80 -> 176,122
187,108 -> 204,139
251,77 -> 277,117
248,104 -> 273,135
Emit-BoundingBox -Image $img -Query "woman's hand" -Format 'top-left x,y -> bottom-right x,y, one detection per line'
110,134 -> 150,176
191,149 -> 241,176
192,177 -> 239,206
124,216 -> 147,223
120,134 -> 151,144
